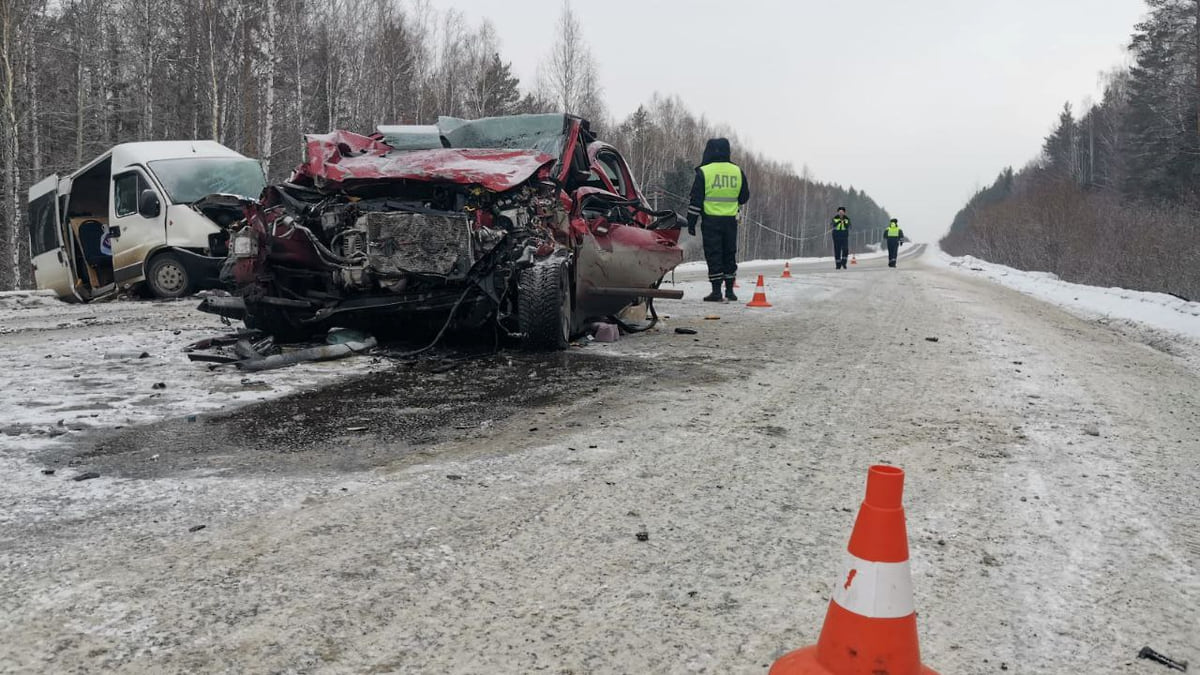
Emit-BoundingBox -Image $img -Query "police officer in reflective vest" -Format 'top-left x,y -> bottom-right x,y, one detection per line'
831,207 -> 851,269
884,218 -> 905,268
687,138 -> 750,302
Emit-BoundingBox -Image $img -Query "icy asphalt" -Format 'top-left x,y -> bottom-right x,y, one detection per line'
1,247 -> 1198,674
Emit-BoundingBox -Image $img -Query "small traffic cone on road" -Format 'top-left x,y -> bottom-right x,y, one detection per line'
850,254 -> 858,265
782,262 -> 793,279
769,465 -> 938,675
746,275 -> 772,308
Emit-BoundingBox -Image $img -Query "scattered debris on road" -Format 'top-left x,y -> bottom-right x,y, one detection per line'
591,323 -> 620,343
104,351 -> 151,360
635,530 -> 649,542
184,328 -> 377,372
925,336 -> 940,342
675,327 -> 698,335
71,472 -> 99,482
188,525 -> 207,533
1138,646 -> 1188,672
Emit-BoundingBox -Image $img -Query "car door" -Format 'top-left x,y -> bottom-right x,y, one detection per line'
110,168 -> 163,281
27,175 -> 81,301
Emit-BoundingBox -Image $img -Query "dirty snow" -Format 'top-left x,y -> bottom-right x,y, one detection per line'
0,293 -> 387,456
1,252 -> 1197,673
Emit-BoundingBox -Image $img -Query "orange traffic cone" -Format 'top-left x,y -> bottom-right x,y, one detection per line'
746,275 -> 772,308
782,262 -> 793,279
850,254 -> 858,265
770,465 -> 938,675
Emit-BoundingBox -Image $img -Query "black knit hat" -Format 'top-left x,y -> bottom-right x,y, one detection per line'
837,206 -> 846,212
890,218 -> 898,223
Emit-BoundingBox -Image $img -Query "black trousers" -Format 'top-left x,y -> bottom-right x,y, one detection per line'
886,238 -> 900,265
701,216 -> 738,283
832,232 -> 849,266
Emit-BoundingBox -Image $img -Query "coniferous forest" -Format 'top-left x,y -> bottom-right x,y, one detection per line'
943,0 -> 1200,300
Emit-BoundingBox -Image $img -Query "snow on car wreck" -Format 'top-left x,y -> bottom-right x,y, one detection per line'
198,114 -> 685,350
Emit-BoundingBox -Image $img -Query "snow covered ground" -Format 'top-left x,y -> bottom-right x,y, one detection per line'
1,254 -> 1197,673
0,292 -> 388,458
927,244 -> 1200,345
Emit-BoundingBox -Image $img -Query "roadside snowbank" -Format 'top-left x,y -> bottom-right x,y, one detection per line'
927,245 -> 1200,342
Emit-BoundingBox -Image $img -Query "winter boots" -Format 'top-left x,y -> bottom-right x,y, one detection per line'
703,281 -> 724,302
724,278 -> 738,301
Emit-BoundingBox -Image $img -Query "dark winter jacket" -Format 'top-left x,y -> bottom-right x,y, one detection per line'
686,138 -> 750,228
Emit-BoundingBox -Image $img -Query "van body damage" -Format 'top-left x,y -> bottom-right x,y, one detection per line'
203,114 -> 684,350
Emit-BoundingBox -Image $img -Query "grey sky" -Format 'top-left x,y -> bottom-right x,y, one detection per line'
438,0 -> 1145,241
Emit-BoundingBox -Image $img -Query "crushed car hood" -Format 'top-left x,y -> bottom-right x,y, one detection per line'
297,130 -> 555,192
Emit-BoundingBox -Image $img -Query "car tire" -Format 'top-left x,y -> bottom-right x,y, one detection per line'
518,259 -> 572,351
145,252 -> 193,299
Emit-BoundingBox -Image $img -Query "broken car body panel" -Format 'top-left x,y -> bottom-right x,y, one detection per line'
298,131 -> 556,192
208,114 -> 683,348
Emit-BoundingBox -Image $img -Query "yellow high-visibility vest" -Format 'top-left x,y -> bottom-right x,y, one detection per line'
834,216 -> 849,231
700,162 -> 742,217
886,223 -> 901,237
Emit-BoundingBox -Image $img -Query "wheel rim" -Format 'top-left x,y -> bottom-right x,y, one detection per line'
154,261 -> 186,294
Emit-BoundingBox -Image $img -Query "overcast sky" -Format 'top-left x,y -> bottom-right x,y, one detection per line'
439,0 -> 1146,241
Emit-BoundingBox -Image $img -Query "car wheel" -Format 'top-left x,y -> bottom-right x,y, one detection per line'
146,252 -> 193,299
518,259 -> 572,351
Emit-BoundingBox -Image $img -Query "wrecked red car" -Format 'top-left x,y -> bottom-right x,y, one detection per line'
199,114 -> 684,349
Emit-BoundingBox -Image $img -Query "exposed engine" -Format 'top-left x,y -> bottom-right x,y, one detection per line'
228,179 -> 568,317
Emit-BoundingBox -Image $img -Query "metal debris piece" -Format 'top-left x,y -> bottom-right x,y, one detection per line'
72,472 -> 100,482
674,327 -> 698,335
1138,646 -> 1188,672
235,336 -> 378,372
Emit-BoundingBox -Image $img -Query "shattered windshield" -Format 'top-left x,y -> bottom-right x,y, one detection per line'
148,158 -> 266,203
379,114 -> 569,157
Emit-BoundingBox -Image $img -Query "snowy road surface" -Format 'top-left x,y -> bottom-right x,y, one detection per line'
1,251 -> 1198,674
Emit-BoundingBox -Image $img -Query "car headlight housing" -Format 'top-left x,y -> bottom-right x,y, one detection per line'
231,230 -> 257,258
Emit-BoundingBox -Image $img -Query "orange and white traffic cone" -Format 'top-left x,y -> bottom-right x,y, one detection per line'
770,465 -> 938,675
850,255 -> 858,265
782,262 -> 793,279
746,275 -> 772,308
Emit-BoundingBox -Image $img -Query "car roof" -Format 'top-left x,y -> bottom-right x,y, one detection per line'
108,141 -> 250,173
